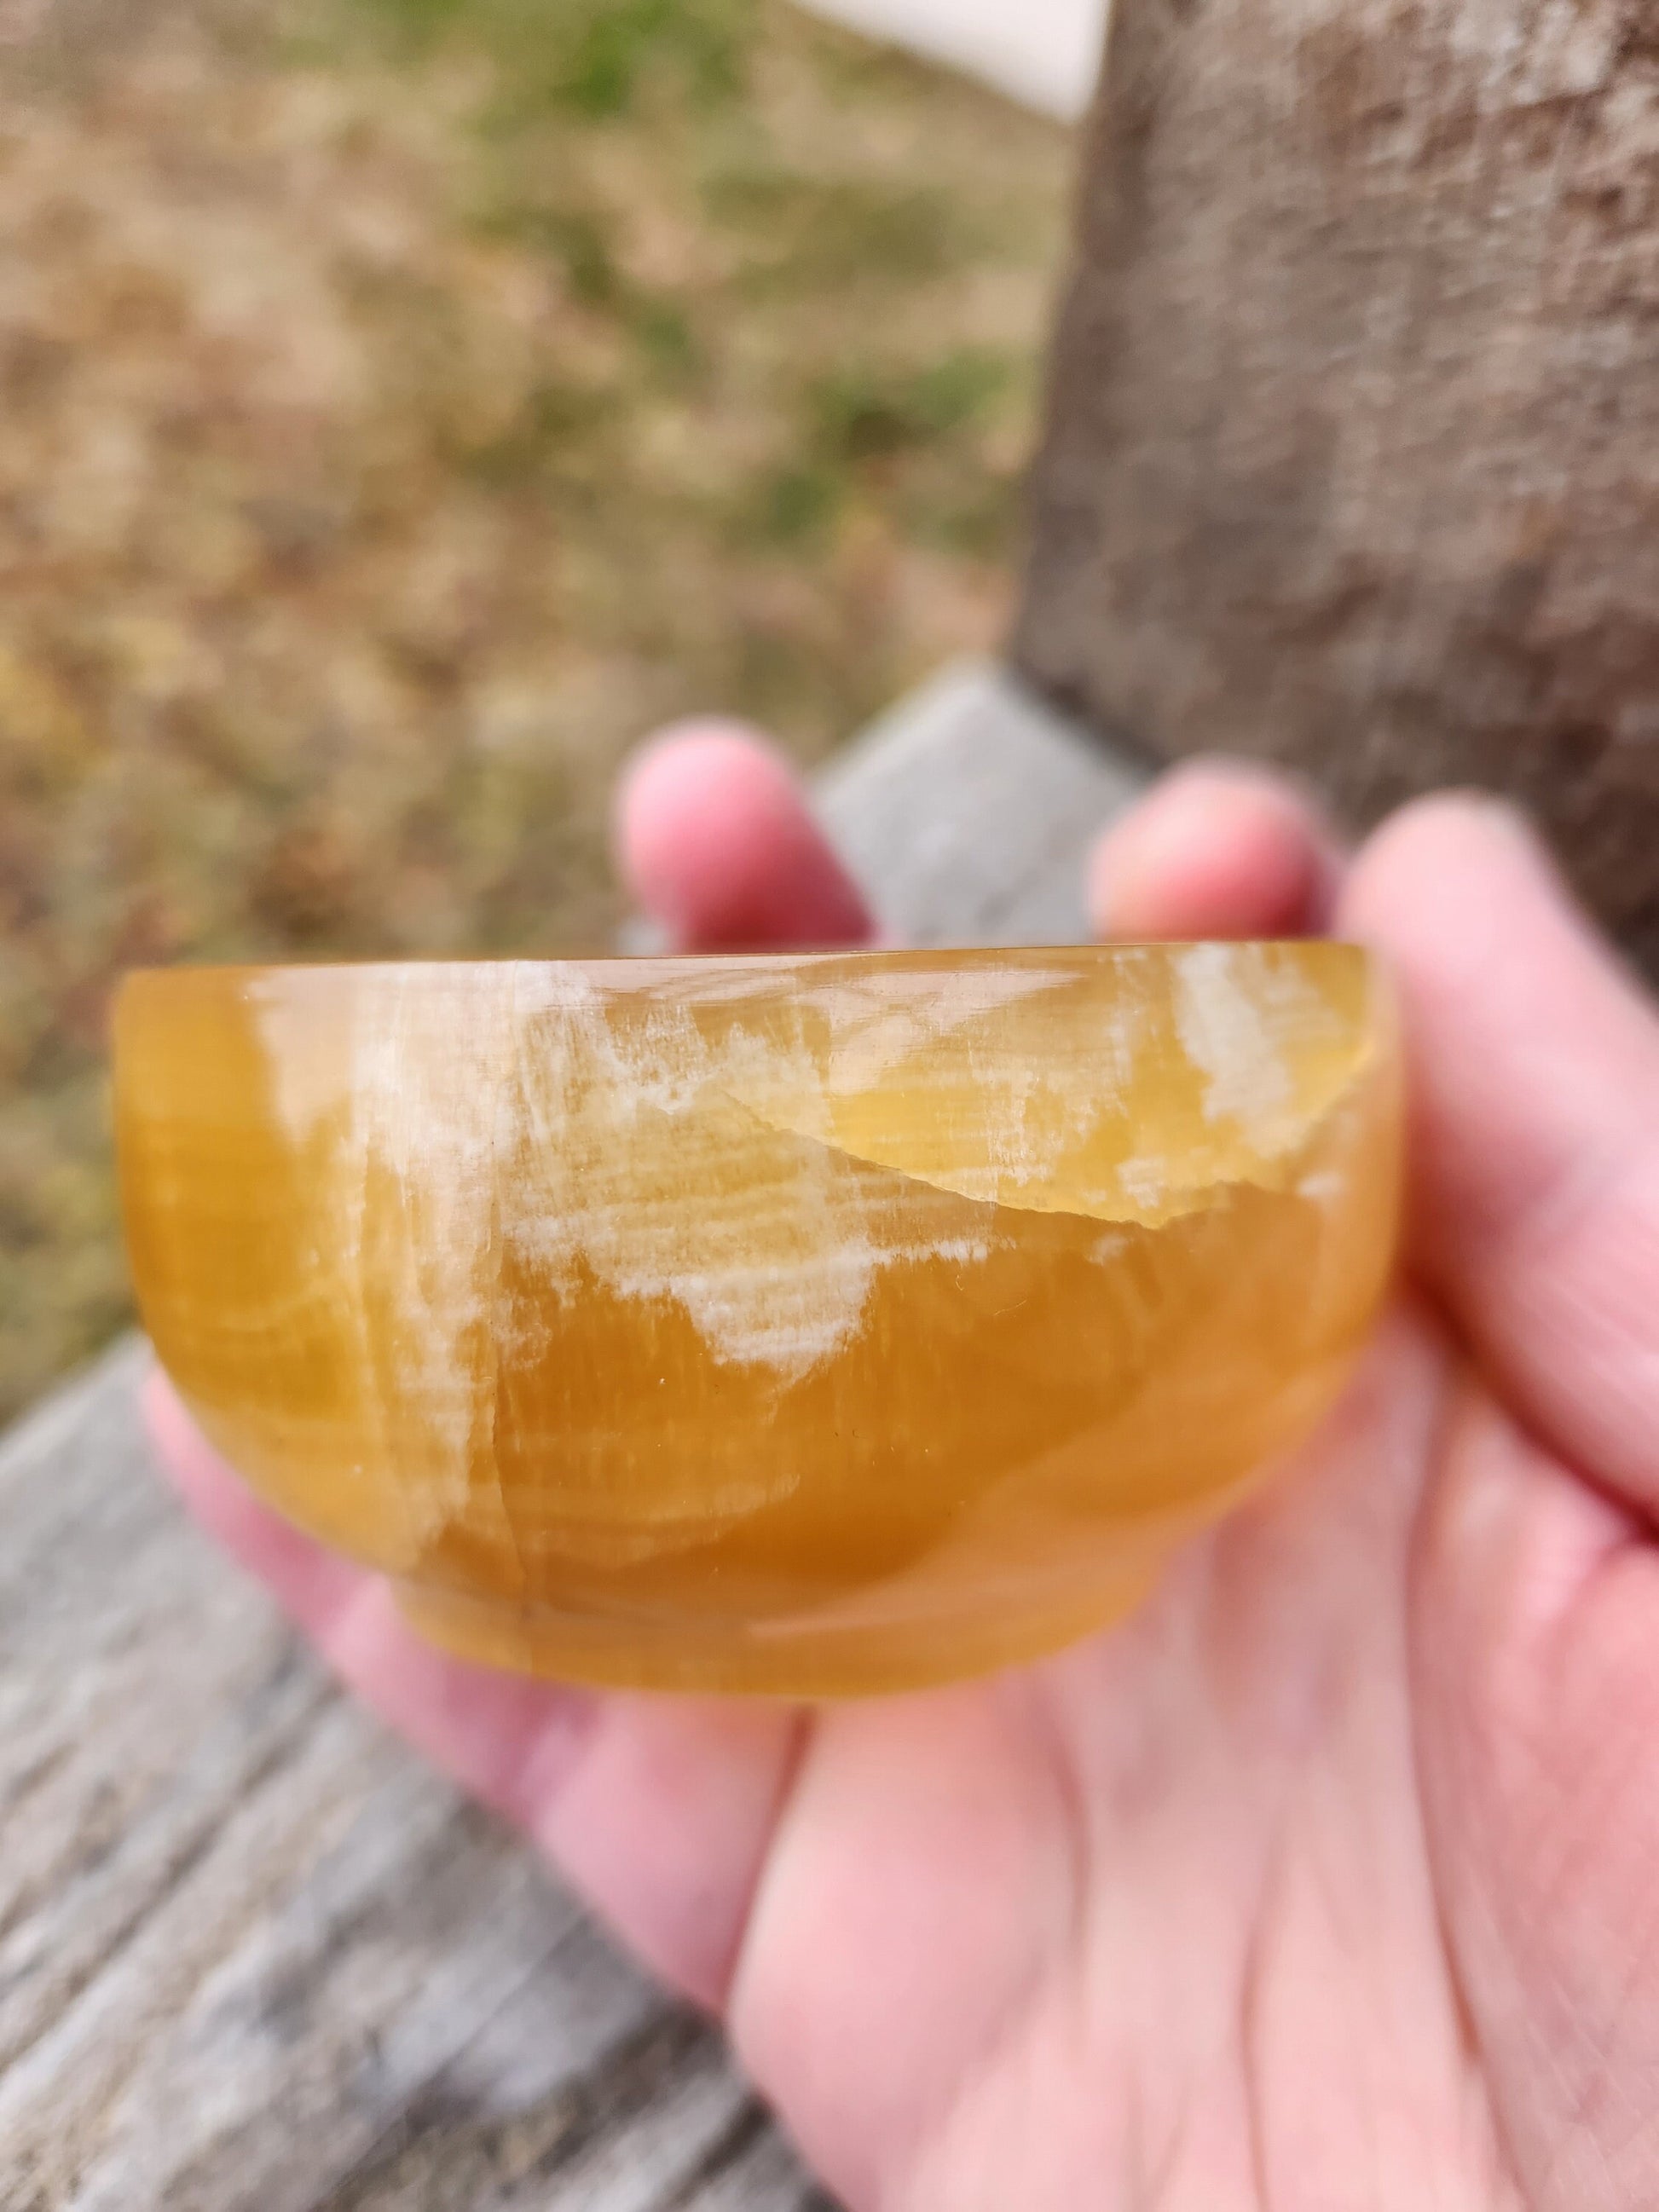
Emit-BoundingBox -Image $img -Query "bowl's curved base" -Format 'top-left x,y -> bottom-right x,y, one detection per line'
394,1568 -> 1159,1701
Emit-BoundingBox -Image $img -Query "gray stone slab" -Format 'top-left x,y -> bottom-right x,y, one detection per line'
815,661 -> 1146,946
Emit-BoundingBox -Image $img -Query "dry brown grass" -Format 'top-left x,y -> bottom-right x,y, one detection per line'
0,0 -> 1072,1420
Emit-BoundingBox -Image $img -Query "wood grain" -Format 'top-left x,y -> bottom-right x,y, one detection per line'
1017,0 -> 1659,969
0,667 -> 1141,2212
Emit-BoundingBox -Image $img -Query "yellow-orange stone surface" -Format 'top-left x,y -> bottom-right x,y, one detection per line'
115,948 -> 1400,1695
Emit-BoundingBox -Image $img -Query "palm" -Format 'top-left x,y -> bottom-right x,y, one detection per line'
726,1297 -> 1494,2208
722,1305 -> 1448,2206
159,742 -> 1659,2209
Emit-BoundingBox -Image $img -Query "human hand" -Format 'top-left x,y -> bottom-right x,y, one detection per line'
151,726 -> 1659,2209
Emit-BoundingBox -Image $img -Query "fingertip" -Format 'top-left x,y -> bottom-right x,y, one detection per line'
1336,785 -> 1659,1205
616,719 -> 872,951
143,1364 -> 257,1539
614,719 -> 766,900
1339,791 -> 1564,957
1089,759 -> 1340,941
1335,793 -> 1642,1090
1340,790 -> 1659,1509
142,1366 -> 364,1629
534,1695 -> 803,2013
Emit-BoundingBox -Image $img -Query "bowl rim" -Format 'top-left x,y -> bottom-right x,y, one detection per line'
116,939 -> 1378,988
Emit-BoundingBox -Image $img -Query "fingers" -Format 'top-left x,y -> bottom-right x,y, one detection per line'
1338,798 -> 1659,1514
1088,759 -> 1343,941
1412,1379 -> 1659,2212
616,720 -> 873,952
146,1372 -> 802,2013
1091,762 -> 1659,1516
529,1684 -> 806,2019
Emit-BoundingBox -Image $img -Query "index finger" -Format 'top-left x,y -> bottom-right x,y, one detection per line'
616,722 -> 874,952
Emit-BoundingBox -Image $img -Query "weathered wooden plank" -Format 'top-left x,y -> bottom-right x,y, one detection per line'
0,665 -> 1139,2212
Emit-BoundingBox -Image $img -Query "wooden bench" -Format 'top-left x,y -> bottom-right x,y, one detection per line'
0,663 -> 1143,2212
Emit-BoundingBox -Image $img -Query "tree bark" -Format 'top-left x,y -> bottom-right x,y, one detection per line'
1015,0 -> 1659,967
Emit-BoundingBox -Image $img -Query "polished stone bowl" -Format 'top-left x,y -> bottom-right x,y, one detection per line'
115,946 -> 1401,1696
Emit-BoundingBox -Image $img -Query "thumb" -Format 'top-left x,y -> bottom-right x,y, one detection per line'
1342,796 -> 1659,1510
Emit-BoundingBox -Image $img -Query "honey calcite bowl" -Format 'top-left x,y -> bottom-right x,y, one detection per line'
115,946 -> 1401,1698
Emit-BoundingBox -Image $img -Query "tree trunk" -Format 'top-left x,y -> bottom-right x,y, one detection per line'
1014,0 -> 1659,967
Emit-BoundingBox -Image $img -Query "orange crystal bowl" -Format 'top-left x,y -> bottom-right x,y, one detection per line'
114,946 -> 1401,1697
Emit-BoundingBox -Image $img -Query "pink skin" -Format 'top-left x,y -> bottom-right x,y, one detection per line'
1088,756 -> 1344,944
151,732 -> 1659,2209
615,721 -> 871,952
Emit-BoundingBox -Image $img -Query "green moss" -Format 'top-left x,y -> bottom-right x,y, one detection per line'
351,0 -> 754,119
809,346 -> 1014,462
755,462 -> 838,544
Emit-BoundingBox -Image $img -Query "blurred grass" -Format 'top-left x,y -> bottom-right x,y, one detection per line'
0,0 -> 1072,1421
